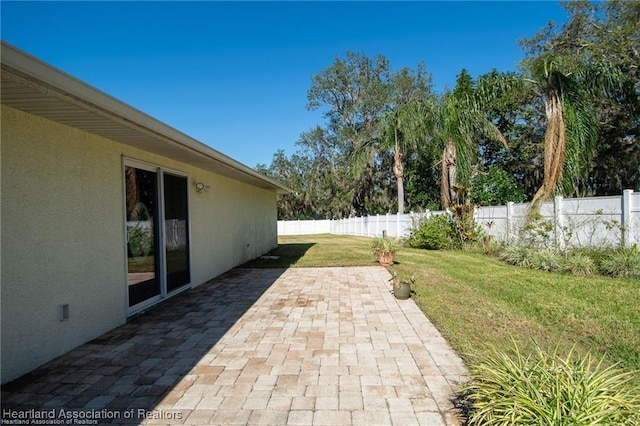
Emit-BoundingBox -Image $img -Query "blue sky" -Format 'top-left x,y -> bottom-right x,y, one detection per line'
1,1 -> 568,168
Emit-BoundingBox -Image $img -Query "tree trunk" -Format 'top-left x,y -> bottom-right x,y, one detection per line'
393,132 -> 405,214
441,140 -> 457,208
530,89 -> 566,216
396,175 -> 405,214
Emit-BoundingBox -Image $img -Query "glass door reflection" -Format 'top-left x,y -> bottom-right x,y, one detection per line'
163,173 -> 190,293
125,166 -> 160,307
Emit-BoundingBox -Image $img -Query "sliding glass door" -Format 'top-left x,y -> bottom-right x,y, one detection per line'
164,173 -> 190,292
125,162 -> 190,312
125,166 -> 161,307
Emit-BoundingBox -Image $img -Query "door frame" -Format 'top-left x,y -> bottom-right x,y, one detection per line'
122,157 -> 193,316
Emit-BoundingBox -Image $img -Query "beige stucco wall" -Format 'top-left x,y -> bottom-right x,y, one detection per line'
1,105 -> 278,384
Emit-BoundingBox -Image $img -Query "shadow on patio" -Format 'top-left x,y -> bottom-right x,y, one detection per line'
241,243 -> 316,268
1,267 -> 288,425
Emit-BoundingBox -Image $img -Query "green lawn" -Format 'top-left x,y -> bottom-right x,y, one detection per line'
247,234 -> 640,382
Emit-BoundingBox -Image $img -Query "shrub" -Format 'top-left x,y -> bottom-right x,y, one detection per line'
498,245 -> 536,268
572,246 -> 609,270
407,213 -> 455,250
561,252 -> 596,276
498,245 -> 563,273
481,236 -> 501,256
498,245 -> 640,278
600,247 -> 640,279
529,248 -> 562,272
450,202 -> 484,247
464,341 -> 640,425
518,214 -> 555,249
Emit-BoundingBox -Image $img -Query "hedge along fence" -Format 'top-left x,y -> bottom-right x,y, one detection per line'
277,190 -> 640,249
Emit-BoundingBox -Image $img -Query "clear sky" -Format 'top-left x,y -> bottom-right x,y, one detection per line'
1,1 -> 568,169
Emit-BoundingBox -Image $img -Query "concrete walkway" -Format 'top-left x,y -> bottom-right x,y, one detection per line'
1,267 -> 468,425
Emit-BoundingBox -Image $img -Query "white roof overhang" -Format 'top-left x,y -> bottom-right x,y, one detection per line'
1,41 -> 289,194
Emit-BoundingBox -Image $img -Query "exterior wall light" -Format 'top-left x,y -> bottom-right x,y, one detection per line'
195,182 -> 211,193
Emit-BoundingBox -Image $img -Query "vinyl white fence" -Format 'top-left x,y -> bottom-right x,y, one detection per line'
277,190 -> 640,249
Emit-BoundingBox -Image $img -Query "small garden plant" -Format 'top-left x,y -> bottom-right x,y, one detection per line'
370,235 -> 400,255
462,341 -> 640,425
496,244 -> 640,279
371,235 -> 401,266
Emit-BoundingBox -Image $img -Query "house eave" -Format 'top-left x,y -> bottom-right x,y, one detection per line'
0,41 -> 290,194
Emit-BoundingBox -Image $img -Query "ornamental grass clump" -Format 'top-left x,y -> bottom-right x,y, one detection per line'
600,247 -> 640,279
561,252 -> 595,276
529,248 -> 562,272
463,341 -> 640,425
498,245 -> 536,268
498,246 -> 562,272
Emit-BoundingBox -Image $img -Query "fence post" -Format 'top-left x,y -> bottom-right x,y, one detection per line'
410,211 -> 414,237
386,213 -> 389,236
622,189 -> 633,248
554,196 -> 564,250
396,214 -> 400,238
506,202 -> 514,242
376,214 -> 379,237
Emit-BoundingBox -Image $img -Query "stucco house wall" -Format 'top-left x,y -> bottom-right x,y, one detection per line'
0,43 -> 284,384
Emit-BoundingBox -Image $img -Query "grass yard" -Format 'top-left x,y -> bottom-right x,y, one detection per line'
246,234 -> 640,384
241,235 -> 377,268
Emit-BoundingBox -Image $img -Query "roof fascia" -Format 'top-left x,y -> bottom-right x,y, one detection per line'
1,41 -> 290,194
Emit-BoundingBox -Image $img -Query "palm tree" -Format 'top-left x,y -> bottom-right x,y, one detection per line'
526,58 -> 595,214
524,57 -> 631,215
365,66 -> 432,214
380,99 -> 433,213
432,90 -> 507,208
380,108 -> 409,214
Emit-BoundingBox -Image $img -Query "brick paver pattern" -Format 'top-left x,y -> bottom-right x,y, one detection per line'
1,267 -> 468,425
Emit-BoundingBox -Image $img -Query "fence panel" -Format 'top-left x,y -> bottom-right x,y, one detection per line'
561,196 -> 622,247
475,205 -> 508,242
278,191 -> 638,248
277,219 -> 331,235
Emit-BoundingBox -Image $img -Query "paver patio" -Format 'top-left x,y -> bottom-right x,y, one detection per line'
1,266 -> 468,425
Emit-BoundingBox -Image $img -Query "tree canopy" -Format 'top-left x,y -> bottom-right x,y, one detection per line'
259,1 -> 639,220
